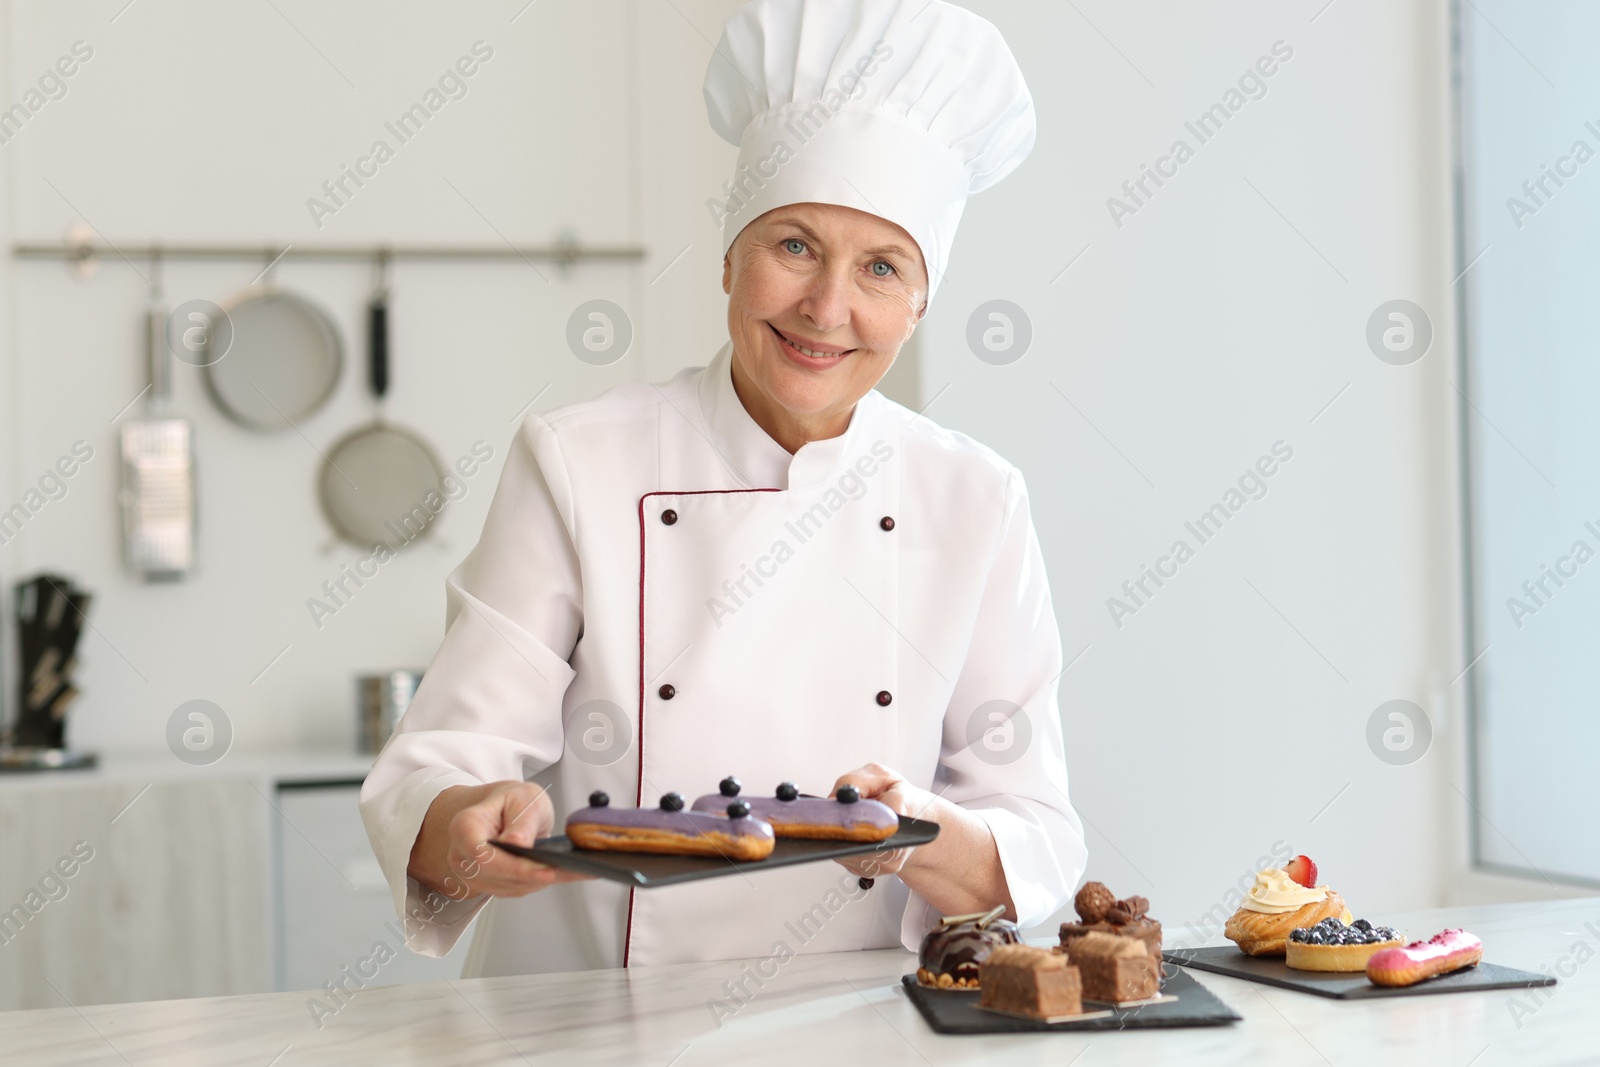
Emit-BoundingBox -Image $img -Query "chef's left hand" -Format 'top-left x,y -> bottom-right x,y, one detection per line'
828,762 -> 935,879
828,762 -> 1018,921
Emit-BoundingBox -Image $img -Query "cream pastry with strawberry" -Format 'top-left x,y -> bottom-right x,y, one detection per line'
1224,854 -> 1351,957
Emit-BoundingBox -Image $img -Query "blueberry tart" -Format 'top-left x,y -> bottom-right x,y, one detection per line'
1285,917 -> 1403,972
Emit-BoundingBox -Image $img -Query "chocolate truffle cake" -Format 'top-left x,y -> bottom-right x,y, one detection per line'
916,905 -> 1020,989
1059,881 -> 1162,958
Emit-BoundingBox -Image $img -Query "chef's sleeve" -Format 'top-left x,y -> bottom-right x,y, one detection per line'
901,466 -> 1088,949
360,414 -> 580,958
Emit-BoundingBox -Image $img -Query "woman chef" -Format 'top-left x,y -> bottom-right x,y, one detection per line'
361,0 -> 1088,976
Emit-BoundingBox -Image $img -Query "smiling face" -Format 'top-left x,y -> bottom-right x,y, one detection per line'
722,202 -> 928,454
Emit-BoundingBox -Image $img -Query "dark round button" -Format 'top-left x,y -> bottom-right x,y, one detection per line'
859,877 -> 875,891
776,781 -> 799,801
837,784 -> 860,804
719,775 -> 741,797
727,799 -> 751,818
658,684 -> 676,700
661,509 -> 678,525
589,790 -> 609,808
880,516 -> 895,531
660,791 -> 685,812
876,690 -> 892,707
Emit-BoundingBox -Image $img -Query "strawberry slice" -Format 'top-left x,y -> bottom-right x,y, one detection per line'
1285,854 -> 1318,888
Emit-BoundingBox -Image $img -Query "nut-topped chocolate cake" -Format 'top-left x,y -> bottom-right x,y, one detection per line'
1059,881 -> 1162,958
977,944 -> 1083,1020
1069,930 -> 1161,1004
916,905 -> 1020,989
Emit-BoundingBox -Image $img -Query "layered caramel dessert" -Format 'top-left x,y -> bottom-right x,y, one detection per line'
1070,930 -> 1162,1004
977,944 -> 1083,1020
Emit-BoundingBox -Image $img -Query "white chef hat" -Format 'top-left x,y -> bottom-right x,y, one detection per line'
703,0 -> 1035,308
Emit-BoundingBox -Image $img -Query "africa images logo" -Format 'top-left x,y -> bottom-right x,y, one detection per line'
705,440 -> 893,627
705,42 -> 894,231
1105,40 -> 1294,229
1106,442 -> 1294,628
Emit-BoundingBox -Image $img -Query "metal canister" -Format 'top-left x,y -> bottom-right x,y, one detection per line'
357,670 -> 423,754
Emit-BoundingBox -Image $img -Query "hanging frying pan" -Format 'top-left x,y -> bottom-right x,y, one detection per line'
317,258 -> 446,550
202,265 -> 343,431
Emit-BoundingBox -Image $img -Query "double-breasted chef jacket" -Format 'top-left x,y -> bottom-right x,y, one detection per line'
360,343 -> 1088,976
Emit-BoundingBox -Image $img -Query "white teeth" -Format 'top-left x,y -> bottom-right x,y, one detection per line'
780,333 -> 844,359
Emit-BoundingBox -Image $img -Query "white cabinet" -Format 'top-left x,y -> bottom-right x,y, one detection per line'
0,773 -> 271,1010
273,782 -> 469,994
0,754 -> 471,1010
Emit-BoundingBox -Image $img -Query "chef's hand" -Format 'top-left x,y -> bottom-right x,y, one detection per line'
829,762 -> 1017,920
829,763 -> 926,879
409,782 -> 592,900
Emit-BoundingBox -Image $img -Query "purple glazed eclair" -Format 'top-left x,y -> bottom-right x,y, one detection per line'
690,778 -> 900,842
566,790 -> 775,861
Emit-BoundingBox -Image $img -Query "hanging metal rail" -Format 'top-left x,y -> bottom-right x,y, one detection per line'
10,237 -> 648,270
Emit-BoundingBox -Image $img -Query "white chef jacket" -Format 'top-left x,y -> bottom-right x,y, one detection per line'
360,343 -> 1087,976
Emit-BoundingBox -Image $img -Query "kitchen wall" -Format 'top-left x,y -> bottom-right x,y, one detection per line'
937,0 -> 1566,920
0,0 -> 1556,941
0,0 -> 741,756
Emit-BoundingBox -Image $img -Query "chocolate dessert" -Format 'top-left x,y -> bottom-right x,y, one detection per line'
916,905 -> 1020,989
1068,930 -> 1161,1003
978,944 -> 1083,1020
1059,881 -> 1162,958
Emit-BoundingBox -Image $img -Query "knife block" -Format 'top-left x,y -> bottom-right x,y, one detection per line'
4,574 -> 95,768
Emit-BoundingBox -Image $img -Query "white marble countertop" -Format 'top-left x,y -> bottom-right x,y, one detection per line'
3,897 -> 1595,1065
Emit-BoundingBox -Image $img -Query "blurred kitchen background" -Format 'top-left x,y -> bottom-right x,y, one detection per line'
1,0 -> 1594,1011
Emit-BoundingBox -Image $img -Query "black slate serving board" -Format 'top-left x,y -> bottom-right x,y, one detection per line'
1164,946 -> 1556,1000
901,968 -> 1241,1034
490,815 -> 939,888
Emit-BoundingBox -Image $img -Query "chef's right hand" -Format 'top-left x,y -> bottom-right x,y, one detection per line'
409,781 -> 592,900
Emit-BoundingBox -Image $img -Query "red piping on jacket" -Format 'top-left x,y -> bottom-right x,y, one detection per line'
622,487 -> 781,969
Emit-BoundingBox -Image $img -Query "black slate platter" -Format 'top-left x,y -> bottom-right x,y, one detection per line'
490,815 -> 938,888
1164,946 -> 1557,1000
901,968 -> 1240,1034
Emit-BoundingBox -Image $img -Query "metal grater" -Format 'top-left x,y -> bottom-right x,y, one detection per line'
120,418 -> 195,577
119,298 -> 196,580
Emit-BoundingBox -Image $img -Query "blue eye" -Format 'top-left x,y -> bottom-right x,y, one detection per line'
870,260 -> 895,277
784,238 -> 807,255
